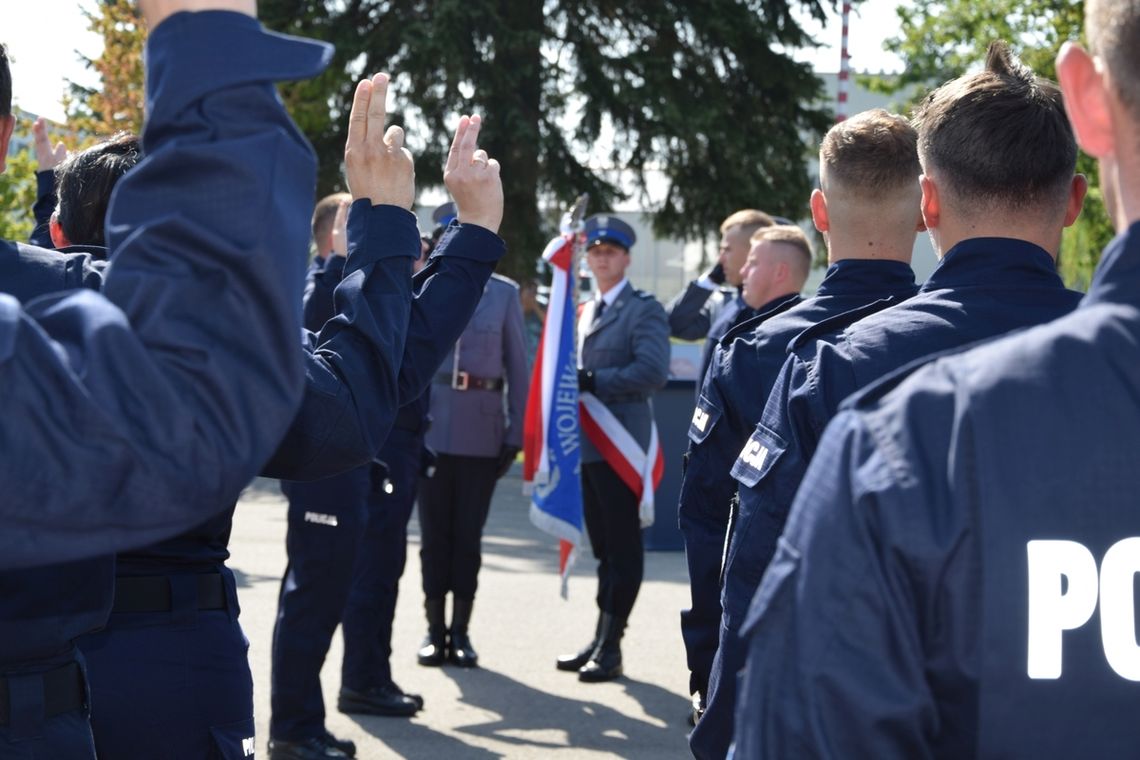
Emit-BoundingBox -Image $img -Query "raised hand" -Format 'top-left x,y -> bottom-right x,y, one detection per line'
32,118 -> 67,172
344,72 -> 416,210
444,115 -> 503,234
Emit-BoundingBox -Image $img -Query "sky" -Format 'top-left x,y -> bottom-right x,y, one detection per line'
4,0 -> 907,125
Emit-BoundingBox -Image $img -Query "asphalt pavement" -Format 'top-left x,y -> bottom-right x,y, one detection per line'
233,467 -> 694,759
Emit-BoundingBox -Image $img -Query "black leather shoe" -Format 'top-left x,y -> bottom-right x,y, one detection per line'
392,682 -> 425,710
322,731 -> 357,758
557,611 -> 604,671
578,612 -> 625,682
556,640 -> 598,672
267,734 -> 353,759
418,597 -> 448,666
578,645 -> 623,682
448,629 -> 479,668
448,598 -> 478,667
338,684 -> 420,717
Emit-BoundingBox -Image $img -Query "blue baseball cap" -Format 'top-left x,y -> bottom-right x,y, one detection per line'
584,214 -> 636,251
432,201 -> 457,227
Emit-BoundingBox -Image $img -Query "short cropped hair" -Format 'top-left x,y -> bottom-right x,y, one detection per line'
0,45 -> 10,118
752,224 -> 812,278
55,132 -> 140,247
311,192 -> 351,244
720,208 -> 774,237
912,41 -> 1076,214
820,109 -> 919,195
1087,0 -> 1140,119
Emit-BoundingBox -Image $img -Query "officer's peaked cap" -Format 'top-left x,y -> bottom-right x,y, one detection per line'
432,201 -> 457,227
585,214 -> 636,251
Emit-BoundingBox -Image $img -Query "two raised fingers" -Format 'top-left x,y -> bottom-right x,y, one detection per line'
347,73 -> 405,151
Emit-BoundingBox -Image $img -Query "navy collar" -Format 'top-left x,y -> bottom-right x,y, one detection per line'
815,258 -> 916,298
1084,222 -> 1140,307
754,292 -> 800,317
56,243 -> 109,261
922,238 -> 1063,293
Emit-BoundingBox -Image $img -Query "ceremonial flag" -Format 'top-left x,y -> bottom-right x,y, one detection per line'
523,231 -> 583,597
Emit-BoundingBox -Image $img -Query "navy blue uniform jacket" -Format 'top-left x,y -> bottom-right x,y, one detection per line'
736,224 -> 1140,758
680,261 -> 917,549
0,12 -> 330,664
723,238 -> 1084,628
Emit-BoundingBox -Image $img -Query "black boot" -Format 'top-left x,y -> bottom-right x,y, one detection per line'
578,612 -> 625,682
448,597 -> 478,667
556,611 -> 604,671
416,597 -> 447,667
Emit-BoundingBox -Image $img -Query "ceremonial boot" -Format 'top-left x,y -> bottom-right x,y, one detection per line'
448,597 -> 479,667
416,597 -> 447,667
556,611 -> 603,671
578,612 -> 625,682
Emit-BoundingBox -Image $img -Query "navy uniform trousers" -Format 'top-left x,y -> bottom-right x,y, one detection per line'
271,465 -> 374,742
79,566 -> 253,759
340,413 -> 427,691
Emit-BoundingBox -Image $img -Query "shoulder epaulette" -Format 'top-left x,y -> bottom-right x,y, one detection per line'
720,294 -> 802,346
490,273 -> 519,290
788,296 -> 901,352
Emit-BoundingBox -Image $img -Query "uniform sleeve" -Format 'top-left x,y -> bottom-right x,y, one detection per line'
721,353 -> 819,624
302,255 -> 346,331
261,220 -> 506,481
666,280 -> 718,340
0,11 -> 331,568
28,170 -> 56,249
733,410 -> 941,759
594,297 -> 670,396
502,283 -> 529,448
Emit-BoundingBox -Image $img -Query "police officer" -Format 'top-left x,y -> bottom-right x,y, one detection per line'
337,244 -> 434,719
270,120 -> 509,758
680,108 -> 924,727
666,209 -> 773,386
737,12 -> 1140,755
0,2 -> 333,755
555,214 -> 670,682
697,43 -> 1090,757
415,219 -> 529,669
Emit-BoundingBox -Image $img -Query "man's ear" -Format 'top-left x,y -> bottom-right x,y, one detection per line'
1064,173 -> 1090,228
0,115 -> 15,174
49,214 -> 69,249
920,175 -> 941,231
1057,42 -> 1116,159
810,189 -> 829,233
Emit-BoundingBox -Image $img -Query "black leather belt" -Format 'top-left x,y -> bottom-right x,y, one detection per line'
0,662 -> 85,726
113,573 -> 227,613
435,371 -> 504,392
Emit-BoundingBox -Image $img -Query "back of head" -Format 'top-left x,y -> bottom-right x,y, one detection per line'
913,42 -> 1077,219
720,208 -> 774,239
752,224 -> 813,286
311,192 -> 350,252
1088,0 -> 1140,121
820,109 -> 920,209
55,132 -> 140,247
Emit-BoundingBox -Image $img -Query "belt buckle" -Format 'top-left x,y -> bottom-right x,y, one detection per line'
452,371 -> 470,391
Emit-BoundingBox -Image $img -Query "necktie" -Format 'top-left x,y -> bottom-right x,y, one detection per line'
592,298 -> 606,324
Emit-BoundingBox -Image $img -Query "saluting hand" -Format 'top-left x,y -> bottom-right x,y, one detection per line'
444,115 -> 503,234
344,72 -> 416,210
32,118 -> 66,173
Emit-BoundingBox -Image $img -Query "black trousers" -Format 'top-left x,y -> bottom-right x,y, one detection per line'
417,453 -> 499,600
582,461 -> 644,620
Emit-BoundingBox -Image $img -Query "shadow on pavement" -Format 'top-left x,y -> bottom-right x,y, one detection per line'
446,667 -> 686,756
